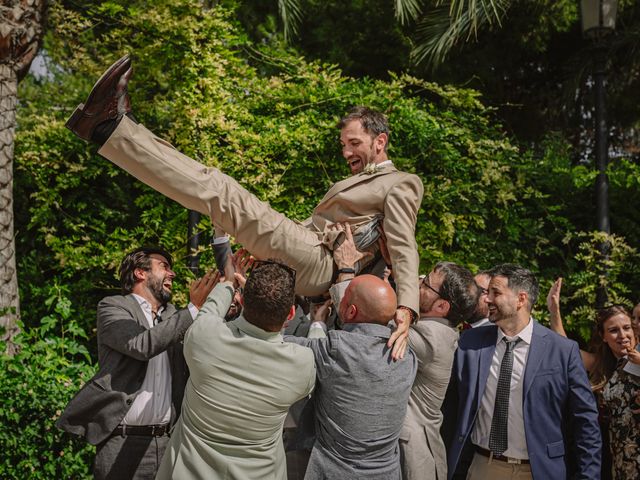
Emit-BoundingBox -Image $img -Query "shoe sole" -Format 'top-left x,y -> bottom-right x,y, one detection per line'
66,54 -> 131,139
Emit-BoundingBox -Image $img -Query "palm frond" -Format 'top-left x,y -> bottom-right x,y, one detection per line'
443,0 -> 508,33
395,0 -> 424,25
278,0 -> 304,42
412,0 -> 511,69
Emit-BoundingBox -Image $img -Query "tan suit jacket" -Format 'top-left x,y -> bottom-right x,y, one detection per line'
401,318 -> 458,480
157,282 -> 316,480
310,164 -> 422,311
99,117 -> 423,311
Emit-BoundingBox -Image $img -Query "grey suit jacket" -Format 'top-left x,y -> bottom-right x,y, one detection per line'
56,294 -> 193,445
401,317 -> 458,480
286,323 -> 418,480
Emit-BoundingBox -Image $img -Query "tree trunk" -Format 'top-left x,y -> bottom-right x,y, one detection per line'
0,63 -> 20,355
0,0 -> 46,354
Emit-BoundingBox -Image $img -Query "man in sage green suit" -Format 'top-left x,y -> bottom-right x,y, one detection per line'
156,261 -> 316,479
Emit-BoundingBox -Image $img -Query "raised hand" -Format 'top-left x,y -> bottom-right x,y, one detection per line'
189,269 -> 220,309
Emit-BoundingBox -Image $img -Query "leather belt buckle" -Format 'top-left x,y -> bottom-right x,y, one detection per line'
475,446 -> 529,465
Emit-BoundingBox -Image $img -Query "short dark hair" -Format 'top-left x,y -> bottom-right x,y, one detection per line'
243,259 -> 295,331
487,263 -> 539,311
434,261 -> 479,325
119,247 -> 173,295
338,106 -> 390,151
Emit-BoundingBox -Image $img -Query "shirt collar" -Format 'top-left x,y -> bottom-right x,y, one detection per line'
496,317 -> 533,345
131,293 -> 165,315
234,316 -> 283,343
342,322 -> 392,339
418,316 -> 457,329
377,160 -> 393,168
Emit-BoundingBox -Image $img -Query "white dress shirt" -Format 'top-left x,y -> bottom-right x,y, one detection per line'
123,296 -> 198,426
471,318 -> 533,459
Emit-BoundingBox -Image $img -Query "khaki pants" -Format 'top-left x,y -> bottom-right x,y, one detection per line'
99,116 -> 334,296
467,452 -> 532,480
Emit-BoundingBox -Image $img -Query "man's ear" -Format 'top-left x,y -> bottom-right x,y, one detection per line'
134,268 -> 147,282
517,291 -> 528,310
375,133 -> 388,153
286,305 -> 296,322
439,299 -> 451,318
345,304 -> 358,322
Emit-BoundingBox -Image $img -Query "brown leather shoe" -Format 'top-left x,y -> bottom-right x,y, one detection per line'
66,54 -> 133,142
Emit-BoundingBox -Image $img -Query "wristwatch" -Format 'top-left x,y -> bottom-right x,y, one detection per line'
337,268 -> 356,274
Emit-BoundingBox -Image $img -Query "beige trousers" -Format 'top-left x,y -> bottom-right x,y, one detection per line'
467,452 -> 532,480
99,116 -> 334,296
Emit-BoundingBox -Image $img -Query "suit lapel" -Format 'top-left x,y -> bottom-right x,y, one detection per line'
125,294 -> 150,330
523,322 -> 549,398
319,164 -> 398,204
477,327 -> 498,402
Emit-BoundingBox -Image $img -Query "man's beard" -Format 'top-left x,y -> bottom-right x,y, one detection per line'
147,274 -> 171,305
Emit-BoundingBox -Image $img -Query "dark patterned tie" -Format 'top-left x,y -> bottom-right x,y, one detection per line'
489,338 -> 521,456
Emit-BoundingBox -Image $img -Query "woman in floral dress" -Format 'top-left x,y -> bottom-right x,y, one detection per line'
548,281 -> 640,479
596,307 -> 640,479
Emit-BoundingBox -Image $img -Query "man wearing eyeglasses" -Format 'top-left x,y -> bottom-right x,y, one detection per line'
400,262 -> 479,480
65,55 -> 423,360
156,258 -> 316,480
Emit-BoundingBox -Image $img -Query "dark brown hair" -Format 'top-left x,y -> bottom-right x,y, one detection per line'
589,305 -> 633,389
119,247 -> 173,295
243,259 -> 295,331
433,261 -> 479,325
338,106 -> 390,151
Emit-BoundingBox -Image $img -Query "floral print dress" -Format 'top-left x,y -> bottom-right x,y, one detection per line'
602,364 -> 640,479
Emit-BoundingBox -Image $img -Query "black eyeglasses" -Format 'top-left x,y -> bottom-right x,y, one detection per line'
252,260 -> 297,284
422,275 -> 450,302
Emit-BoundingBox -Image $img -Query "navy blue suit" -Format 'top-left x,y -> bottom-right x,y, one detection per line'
445,321 -> 601,480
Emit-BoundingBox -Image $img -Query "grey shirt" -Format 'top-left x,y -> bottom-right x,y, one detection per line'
285,323 -> 417,479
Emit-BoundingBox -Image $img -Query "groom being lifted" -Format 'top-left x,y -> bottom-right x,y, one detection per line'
66,54 -> 423,358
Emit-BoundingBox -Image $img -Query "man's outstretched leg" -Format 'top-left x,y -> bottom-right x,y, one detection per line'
67,55 -> 334,296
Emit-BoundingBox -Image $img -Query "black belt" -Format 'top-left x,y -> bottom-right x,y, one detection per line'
113,423 -> 170,437
476,446 -> 530,465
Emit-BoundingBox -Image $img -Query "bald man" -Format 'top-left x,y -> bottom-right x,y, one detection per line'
285,274 -> 417,480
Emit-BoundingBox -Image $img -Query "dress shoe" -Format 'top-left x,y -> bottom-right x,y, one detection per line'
66,54 -> 132,142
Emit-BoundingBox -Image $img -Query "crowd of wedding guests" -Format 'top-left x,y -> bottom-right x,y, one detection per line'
58,58 -> 639,478
55,228 -> 640,480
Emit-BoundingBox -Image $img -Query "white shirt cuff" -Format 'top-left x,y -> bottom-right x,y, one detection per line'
188,303 -> 199,319
212,235 -> 230,245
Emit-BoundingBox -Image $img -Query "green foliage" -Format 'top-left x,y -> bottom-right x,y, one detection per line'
0,285 -> 95,478
561,232 -> 638,343
10,0 -> 640,473
16,0 -> 640,333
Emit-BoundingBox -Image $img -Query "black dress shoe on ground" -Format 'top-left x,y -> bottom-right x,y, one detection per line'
66,54 -> 132,142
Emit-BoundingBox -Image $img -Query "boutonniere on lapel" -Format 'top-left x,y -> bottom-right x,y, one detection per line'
362,163 -> 381,175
